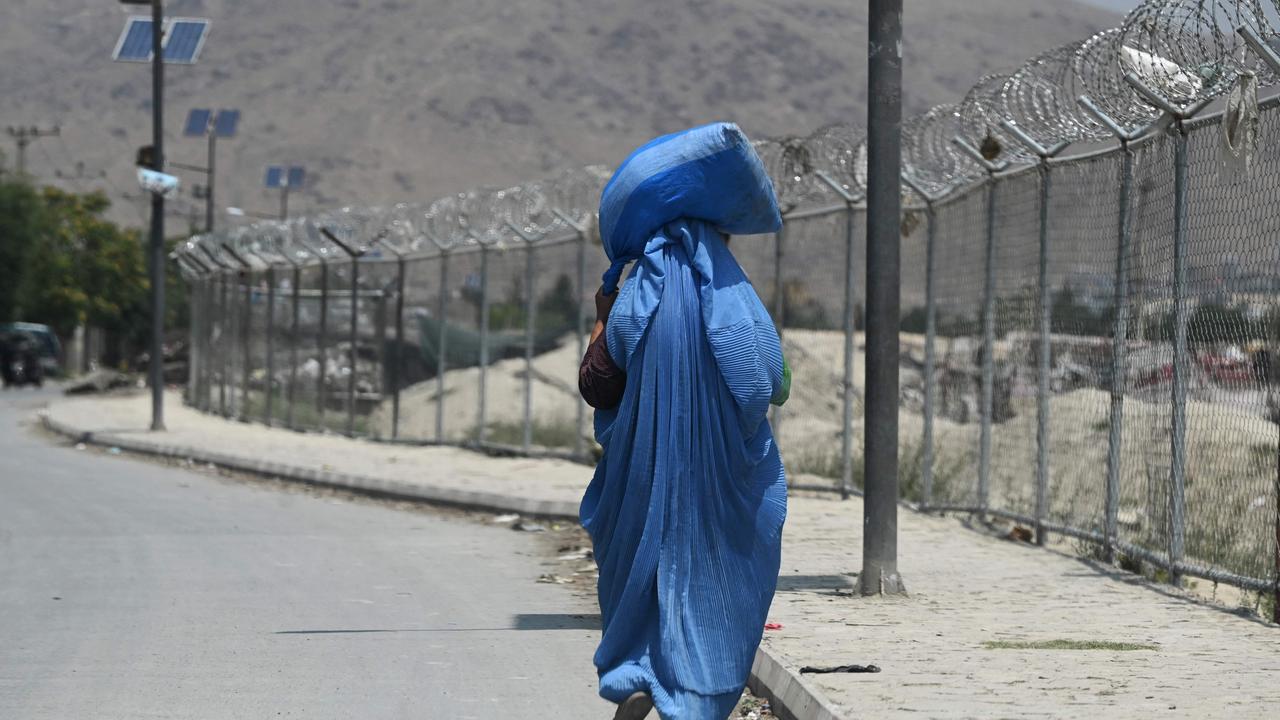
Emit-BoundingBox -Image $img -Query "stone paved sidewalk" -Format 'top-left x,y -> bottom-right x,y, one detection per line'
43,391 -> 1280,719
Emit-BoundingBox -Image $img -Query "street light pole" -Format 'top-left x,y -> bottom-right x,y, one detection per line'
148,0 -> 166,431
862,0 -> 905,596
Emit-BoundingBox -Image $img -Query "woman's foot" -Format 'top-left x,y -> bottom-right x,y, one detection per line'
612,691 -> 654,720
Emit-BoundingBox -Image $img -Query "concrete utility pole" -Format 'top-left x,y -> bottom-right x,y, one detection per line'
5,125 -> 61,175
862,0 -> 906,596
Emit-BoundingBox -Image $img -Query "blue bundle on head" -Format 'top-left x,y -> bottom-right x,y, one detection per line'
597,122 -> 782,294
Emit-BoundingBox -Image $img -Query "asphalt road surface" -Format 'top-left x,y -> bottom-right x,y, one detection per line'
0,388 -> 608,719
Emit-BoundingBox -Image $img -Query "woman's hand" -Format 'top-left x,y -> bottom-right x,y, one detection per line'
590,287 -> 619,345
595,287 -> 619,323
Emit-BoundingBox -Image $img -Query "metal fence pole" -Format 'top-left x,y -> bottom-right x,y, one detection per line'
1035,161 -> 1052,547
477,242 -> 491,444
979,176 -> 997,519
287,264 -> 301,430
574,226 -> 588,460
346,257 -> 359,437
374,288 -> 387,438
1106,142 -> 1135,562
863,0 -> 905,596
219,270 -> 229,417
436,251 -> 450,441
265,265 -> 277,426
922,203 -> 938,508
240,270 -> 252,423
815,172 -> 859,500
999,121 -> 1069,548
771,225 -> 786,433
954,137 -> 1009,523
316,260 -> 329,429
523,235 -> 537,452
1169,122 -> 1190,586
392,254 -> 406,440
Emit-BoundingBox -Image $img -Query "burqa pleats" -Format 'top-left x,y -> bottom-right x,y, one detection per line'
581,220 -> 787,720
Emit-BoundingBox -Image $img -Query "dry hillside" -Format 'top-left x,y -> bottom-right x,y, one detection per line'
0,0 -> 1116,228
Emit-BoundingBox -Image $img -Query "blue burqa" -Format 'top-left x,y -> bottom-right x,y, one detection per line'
581,123 -> 788,720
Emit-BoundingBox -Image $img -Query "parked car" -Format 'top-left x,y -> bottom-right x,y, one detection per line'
0,323 -> 61,377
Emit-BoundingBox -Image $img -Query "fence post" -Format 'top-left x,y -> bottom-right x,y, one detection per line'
1121,73 -> 1211,586
816,172 -> 859,500
477,240 -> 491,444
239,270 -> 252,422
952,138 -> 1009,520
392,254 -> 406,440
1168,121 -> 1190,586
219,269 -> 229,417
316,259 -> 329,429
507,222 -> 541,453
436,250 -> 450,442
347,258 -> 359,437
1001,122 -> 1069,547
554,208 -> 590,461
287,263 -> 302,431
979,177 -> 997,519
1078,95 -> 1147,563
374,287 -> 388,438
265,264 -> 277,426
902,174 -> 945,510
771,225 -> 786,434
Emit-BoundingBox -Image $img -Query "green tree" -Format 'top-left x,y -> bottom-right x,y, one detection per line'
0,177 -> 46,321
18,187 -> 147,340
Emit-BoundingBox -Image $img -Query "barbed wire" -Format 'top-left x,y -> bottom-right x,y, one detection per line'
178,0 -> 1280,268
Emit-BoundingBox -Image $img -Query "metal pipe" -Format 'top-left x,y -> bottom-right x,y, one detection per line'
437,252 -> 450,441
1169,122 -> 1190,586
979,175 -> 998,519
1106,142 -> 1134,562
288,265 -> 301,430
240,268 -> 252,423
219,270 -> 229,417
814,171 -> 861,502
771,225 -> 786,435
265,265 -> 276,426
862,0 -> 905,596
574,225 -> 588,460
147,0 -> 166,432
316,259 -> 329,429
841,204 -> 857,500
1035,161 -> 1052,547
477,243 -> 490,444
523,235 -> 537,452
922,203 -> 938,509
347,255 -> 359,437
392,255 -> 405,440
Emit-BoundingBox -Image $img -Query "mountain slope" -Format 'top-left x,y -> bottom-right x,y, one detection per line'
0,0 -> 1117,227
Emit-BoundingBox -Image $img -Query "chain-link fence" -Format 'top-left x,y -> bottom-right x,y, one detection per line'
173,0 -> 1280,604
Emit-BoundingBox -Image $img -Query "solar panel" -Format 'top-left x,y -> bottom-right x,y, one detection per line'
213,109 -> 240,138
184,109 -> 212,137
113,17 -> 154,63
162,19 -> 209,64
287,167 -> 306,188
265,166 -> 285,189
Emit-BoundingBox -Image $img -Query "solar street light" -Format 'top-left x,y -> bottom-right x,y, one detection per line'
178,108 -> 240,232
265,165 -> 306,219
111,0 -> 212,432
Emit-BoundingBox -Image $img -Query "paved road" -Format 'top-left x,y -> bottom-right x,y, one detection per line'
0,388 -> 608,719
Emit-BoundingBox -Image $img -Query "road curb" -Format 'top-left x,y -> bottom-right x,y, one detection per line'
39,412 -> 581,521
39,408 -> 845,720
749,644 -> 846,720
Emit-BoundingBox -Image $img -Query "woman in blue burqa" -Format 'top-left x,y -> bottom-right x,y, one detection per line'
578,122 -> 790,720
